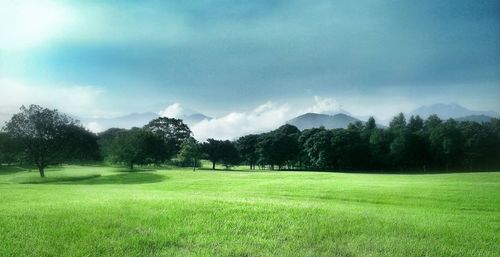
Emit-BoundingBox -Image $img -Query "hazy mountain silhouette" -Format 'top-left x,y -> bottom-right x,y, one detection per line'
82,112 -> 211,132
181,113 -> 211,125
455,115 -> 495,123
410,103 -> 498,119
287,113 -> 360,130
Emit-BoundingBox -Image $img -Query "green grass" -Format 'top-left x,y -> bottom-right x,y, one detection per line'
0,165 -> 499,256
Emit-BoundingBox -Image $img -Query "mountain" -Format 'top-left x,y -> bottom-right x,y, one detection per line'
287,113 -> 360,130
455,115 -> 495,123
81,112 -> 159,132
410,103 -> 499,119
82,112 -> 211,132
182,113 -> 211,125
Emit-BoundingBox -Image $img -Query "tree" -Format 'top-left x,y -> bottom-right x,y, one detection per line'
298,127 -> 326,169
424,115 -> 442,131
143,117 -> 192,159
220,140 -> 240,169
302,128 -> 333,169
429,119 -> 464,170
108,128 -> 167,169
201,139 -> 239,170
331,128 -> 366,170
98,128 -> 127,162
236,134 -> 259,169
389,113 -> 407,131
369,128 -> 391,169
271,125 -> 300,170
0,132 -> 19,165
177,137 -> 201,171
234,113 -> 500,172
408,115 -> 424,132
365,117 -> 377,131
4,105 -> 80,177
59,124 -> 101,163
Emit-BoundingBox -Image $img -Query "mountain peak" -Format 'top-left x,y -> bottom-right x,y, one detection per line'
411,103 -> 498,119
287,112 -> 360,130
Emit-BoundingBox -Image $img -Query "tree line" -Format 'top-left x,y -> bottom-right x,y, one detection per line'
1,105 -> 500,177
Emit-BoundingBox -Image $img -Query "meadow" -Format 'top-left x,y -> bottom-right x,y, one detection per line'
0,165 -> 499,256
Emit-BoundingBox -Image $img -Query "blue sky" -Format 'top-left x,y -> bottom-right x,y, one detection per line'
0,0 -> 499,137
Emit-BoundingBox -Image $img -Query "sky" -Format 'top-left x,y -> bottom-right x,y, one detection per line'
0,0 -> 499,139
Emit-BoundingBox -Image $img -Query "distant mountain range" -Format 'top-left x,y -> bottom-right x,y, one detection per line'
81,112 -> 211,132
80,103 -> 498,133
455,115 -> 495,123
285,103 -> 499,131
287,113 -> 360,130
410,103 -> 499,120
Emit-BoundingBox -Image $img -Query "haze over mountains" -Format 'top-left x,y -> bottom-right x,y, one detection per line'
287,113 -> 360,130
286,103 -> 498,131
409,103 -> 499,120
82,112 -> 211,133
79,103 -> 499,138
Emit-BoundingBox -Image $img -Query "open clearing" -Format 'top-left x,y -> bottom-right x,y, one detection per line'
0,165 -> 499,256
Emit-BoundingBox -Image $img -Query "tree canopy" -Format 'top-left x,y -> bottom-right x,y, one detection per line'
143,117 -> 192,159
3,105 -> 99,177
106,128 -> 167,169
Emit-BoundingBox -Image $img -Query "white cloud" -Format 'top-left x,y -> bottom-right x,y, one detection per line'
0,78 -> 104,124
159,103 -> 184,118
306,96 -> 342,114
84,122 -> 103,133
191,101 -> 293,140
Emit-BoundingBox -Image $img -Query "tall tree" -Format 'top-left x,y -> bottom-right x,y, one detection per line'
236,134 -> 259,169
429,119 -> 464,170
177,137 -> 201,171
201,139 -> 225,170
220,140 -> 240,169
302,128 -> 333,169
98,128 -> 127,162
4,105 -> 79,177
59,124 -> 101,163
389,113 -> 407,131
143,117 -> 192,159
0,132 -> 19,165
108,128 -> 167,169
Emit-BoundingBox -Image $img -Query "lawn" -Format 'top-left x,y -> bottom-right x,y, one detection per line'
0,165 -> 499,256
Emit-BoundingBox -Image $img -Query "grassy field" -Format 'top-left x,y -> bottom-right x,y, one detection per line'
0,165 -> 499,256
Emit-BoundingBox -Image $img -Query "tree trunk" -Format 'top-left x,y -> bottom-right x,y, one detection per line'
212,161 -> 216,170
130,162 -> 134,170
38,166 -> 45,178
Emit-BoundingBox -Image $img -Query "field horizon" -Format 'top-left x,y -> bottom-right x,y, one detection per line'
1,164 -> 498,256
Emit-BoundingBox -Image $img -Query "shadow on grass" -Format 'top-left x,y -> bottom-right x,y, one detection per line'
114,168 -> 159,173
0,166 -> 27,175
21,173 -> 167,185
196,167 -> 260,173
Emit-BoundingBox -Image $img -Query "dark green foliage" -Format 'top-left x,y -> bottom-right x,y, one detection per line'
3,104 -> 500,173
255,125 -> 300,170
236,134 -> 259,169
3,105 -> 99,177
143,117 -> 192,159
107,128 -> 167,169
301,128 -> 333,169
177,137 -> 201,170
59,124 -> 101,163
97,128 -> 127,161
0,132 -> 20,165
201,139 -> 239,169
235,114 -> 500,171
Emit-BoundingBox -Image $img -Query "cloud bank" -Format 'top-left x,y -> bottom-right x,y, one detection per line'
0,78 -> 104,124
159,103 -> 184,118
191,101 -> 293,140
